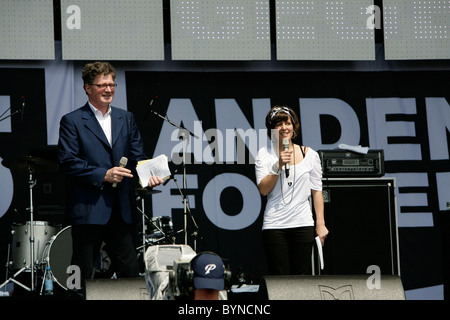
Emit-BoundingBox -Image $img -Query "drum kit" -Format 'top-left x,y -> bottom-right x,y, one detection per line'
0,156 -> 53,293
0,156 -> 180,295
135,187 -> 180,252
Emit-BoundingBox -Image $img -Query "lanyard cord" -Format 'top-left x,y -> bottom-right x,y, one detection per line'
280,146 -> 295,205
279,146 -> 306,205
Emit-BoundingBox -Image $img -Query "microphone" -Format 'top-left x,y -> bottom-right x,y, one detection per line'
112,156 -> 128,187
20,96 -> 25,120
145,97 -> 158,121
149,96 -> 158,107
282,138 -> 290,178
163,168 -> 178,186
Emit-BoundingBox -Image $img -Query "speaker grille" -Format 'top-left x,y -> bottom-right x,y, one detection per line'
264,275 -> 405,300
85,278 -> 149,300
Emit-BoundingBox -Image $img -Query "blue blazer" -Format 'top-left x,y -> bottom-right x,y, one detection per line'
58,103 -> 147,225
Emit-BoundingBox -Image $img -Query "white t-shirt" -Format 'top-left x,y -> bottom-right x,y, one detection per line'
255,146 -> 323,230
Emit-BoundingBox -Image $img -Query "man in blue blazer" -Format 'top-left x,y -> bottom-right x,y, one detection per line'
58,62 -> 162,295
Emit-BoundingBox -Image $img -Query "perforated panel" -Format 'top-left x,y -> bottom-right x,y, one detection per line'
61,0 -> 164,60
384,0 -> 450,60
0,0 -> 54,60
275,0 -> 375,60
170,0 -> 271,60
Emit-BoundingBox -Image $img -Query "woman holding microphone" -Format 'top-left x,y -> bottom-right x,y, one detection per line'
255,105 -> 328,275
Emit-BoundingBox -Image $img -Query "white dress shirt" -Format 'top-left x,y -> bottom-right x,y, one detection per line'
89,101 -> 112,146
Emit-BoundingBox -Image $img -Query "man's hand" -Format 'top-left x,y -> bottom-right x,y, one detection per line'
148,176 -> 164,188
104,166 -> 133,185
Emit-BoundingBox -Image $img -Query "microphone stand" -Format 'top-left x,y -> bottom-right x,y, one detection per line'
149,108 -> 201,249
165,170 -> 201,251
149,109 -> 199,140
0,98 -> 25,122
0,107 -> 21,122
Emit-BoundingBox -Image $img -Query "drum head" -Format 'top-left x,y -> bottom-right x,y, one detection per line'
47,226 -> 72,290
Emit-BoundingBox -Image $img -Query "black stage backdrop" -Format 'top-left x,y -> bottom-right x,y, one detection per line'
126,70 -> 449,294
0,69 -> 448,298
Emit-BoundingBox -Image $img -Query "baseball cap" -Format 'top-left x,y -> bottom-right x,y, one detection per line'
192,253 -> 225,291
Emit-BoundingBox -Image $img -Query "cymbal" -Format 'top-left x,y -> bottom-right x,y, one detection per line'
135,187 -> 162,197
2,156 -> 58,173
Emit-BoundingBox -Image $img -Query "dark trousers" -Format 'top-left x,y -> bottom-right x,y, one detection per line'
262,226 -> 314,275
71,202 -> 139,284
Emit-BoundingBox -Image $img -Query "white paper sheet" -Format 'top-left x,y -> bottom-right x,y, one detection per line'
136,154 -> 171,187
315,236 -> 324,270
338,143 -> 369,154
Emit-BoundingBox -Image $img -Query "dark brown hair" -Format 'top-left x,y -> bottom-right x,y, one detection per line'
82,61 -> 116,86
265,105 -> 300,139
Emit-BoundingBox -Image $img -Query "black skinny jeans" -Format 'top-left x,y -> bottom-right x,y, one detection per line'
262,226 -> 314,275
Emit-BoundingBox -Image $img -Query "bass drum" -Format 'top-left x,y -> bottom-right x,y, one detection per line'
41,226 -> 73,290
41,226 -> 111,290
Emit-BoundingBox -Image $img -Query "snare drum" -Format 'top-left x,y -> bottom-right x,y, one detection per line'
11,221 -> 59,270
41,226 -> 73,290
149,216 -> 173,236
147,216 -> 174,245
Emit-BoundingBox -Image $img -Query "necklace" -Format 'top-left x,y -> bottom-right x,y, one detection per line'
280,145 -> 295,205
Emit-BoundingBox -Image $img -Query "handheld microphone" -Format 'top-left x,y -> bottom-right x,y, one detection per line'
112,156 -> 128,187
282,138 -> 290,178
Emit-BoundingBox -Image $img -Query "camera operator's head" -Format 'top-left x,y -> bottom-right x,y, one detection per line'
191,252 -> 225,300
177,251 -> 231,300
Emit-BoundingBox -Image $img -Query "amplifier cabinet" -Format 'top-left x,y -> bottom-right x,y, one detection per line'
318,149 -> 384,177
316,178 -> 400,276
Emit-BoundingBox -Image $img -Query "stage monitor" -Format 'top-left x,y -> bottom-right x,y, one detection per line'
0,0 -> 54,60
383,0 -> 450,60
275,0 -> 375,60
170,0 -> 271,60
60,0 -> 164,60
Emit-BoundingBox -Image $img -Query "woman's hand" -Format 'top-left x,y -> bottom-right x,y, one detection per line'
278,148 -> 293,168
316,223 -> 329,247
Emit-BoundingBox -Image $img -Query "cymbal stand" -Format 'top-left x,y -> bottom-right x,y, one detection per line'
0,163 -> 37,292
136,195 -> 150,252
138,196 -> 147,251
1,244 -> 12,294
28,165 -> 37,291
